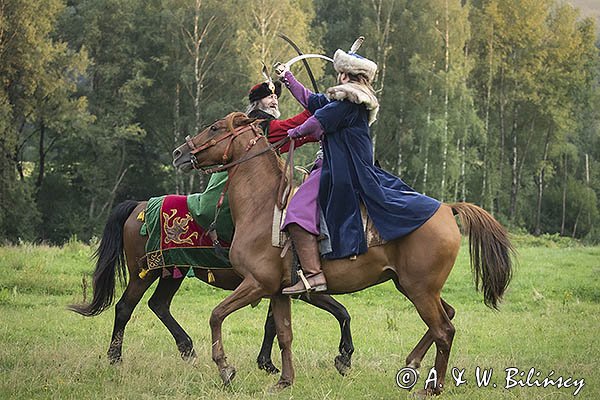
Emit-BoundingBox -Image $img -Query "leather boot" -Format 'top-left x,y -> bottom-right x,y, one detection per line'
282,224 -> 327,295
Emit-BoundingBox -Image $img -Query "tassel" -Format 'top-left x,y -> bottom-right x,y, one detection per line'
186,268 -> 196,278
172,267 -> 183,279
138,268 -> 149,279
207,269 -> 215,283
162,267 -> 171,278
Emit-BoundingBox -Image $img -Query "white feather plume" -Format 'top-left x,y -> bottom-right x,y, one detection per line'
349,36 -> 364,54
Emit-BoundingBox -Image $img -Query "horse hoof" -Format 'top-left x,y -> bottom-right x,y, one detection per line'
269,379 -> 292,393
334,355 -> 351,376
412,388 -> 440,398
220,366 -> 236,386
258,360 -> 280,375
181,349 -> 197,363
107,353 -> 122,365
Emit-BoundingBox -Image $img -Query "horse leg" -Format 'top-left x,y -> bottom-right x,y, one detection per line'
270,293 -> 294,390
209,276 -> 266,385
147,275 -> 196,362
256,303 -> 280,374
107,270 -> 159,363
404,298 -> 455,370
298,293 -> 354,376
409,295 -> 455,395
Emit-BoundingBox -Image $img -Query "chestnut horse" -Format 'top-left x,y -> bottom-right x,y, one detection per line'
69,201 -> 355,375
171,112 -> 513,395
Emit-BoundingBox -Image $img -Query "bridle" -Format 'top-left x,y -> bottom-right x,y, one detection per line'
184,120 -> 292,174
185,122 -> 260,170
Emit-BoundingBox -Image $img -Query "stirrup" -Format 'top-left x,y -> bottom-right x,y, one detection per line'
282,270 -> 326,295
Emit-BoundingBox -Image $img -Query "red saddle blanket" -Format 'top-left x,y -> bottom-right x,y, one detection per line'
143,195 -> 231,272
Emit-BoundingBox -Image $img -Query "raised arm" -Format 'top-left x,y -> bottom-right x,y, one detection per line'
281,71 -> 313,109
274,61 -> 314,109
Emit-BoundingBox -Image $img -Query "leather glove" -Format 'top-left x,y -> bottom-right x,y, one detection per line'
287,115 -> 324,140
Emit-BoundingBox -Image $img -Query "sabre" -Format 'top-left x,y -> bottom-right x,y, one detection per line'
278,32 -> 321,93
274,53 -> 333,84
284,53 -> 334,68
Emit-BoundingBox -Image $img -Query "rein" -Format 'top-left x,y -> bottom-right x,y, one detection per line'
202,135 -> 291,174
277,138 -> 295,210
186,123 -> 262,170
185,122 -> 292,174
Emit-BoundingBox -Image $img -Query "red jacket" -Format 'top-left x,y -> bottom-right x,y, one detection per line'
265,109 -> 318,153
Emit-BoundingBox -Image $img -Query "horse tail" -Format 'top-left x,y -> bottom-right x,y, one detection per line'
69,200 -> 139,316
449,202 -> 514,310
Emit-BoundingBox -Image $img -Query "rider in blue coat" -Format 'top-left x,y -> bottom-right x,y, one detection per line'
277,40 -> 440,295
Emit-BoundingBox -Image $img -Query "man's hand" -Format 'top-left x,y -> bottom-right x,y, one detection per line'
286,116 -> 324,141
273,62 -> 289,79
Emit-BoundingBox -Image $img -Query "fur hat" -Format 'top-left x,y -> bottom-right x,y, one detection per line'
248,80 -> 282,102
333,49 -> 377,83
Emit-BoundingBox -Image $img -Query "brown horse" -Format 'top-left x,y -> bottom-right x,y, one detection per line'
69,200 -> 355,375
171,112 -> 514,395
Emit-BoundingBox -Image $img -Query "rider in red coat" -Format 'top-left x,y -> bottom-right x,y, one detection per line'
245,80 -> 316,152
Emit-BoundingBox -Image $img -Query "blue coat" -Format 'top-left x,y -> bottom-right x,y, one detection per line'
309,94 -> 441,259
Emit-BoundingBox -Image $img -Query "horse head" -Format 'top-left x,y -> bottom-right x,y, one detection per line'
172,112 -> 259,173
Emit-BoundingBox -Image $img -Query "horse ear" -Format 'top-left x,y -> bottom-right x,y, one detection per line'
238,114 -> 257,126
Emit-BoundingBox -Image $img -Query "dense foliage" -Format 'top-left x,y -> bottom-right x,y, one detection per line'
1,0 -> 598,243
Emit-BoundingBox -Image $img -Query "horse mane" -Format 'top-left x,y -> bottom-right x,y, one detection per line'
222,111 -> 284,176
224,111 -> 254,132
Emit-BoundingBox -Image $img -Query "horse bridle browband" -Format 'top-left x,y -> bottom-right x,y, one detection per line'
186,123 -> 261,162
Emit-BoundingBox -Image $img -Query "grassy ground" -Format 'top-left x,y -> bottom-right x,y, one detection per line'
0,238 -> 598,399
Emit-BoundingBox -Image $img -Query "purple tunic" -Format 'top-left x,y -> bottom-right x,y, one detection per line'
281,159 -> 322,234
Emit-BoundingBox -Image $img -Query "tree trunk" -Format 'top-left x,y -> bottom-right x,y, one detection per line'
572,208 -> 581,238
422,144 -> 429,196
193,0 -> 201,134
460,135 -> 466,202
36,121 -> 45,189
534,129 -> 551,235
585,153 -> 589,185
482,24 -> 494,212
14,144 -> 24,181
454,138 -> 460,201
371,0 -> 395,152
396,113 -> 403,176
560,152 -> 568,235
509,104 -> 519,222
174,83 -> 181,194
423,82 -> 433,195
440,0 -> 450,202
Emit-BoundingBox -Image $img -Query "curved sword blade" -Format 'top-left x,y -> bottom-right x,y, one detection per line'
278,32 -> 320,93
285,54 -> 334,68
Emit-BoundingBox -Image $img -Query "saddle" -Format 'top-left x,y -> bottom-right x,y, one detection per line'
271,194 -> 387,251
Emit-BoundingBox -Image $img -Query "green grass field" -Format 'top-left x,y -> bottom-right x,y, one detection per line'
0,237 -> 598,399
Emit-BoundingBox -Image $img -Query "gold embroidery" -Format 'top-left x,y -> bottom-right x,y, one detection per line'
162,209 -> 199,245
147,252 -> 164,269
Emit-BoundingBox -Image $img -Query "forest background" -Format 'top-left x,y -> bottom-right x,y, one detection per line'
1,0 -> 599,245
